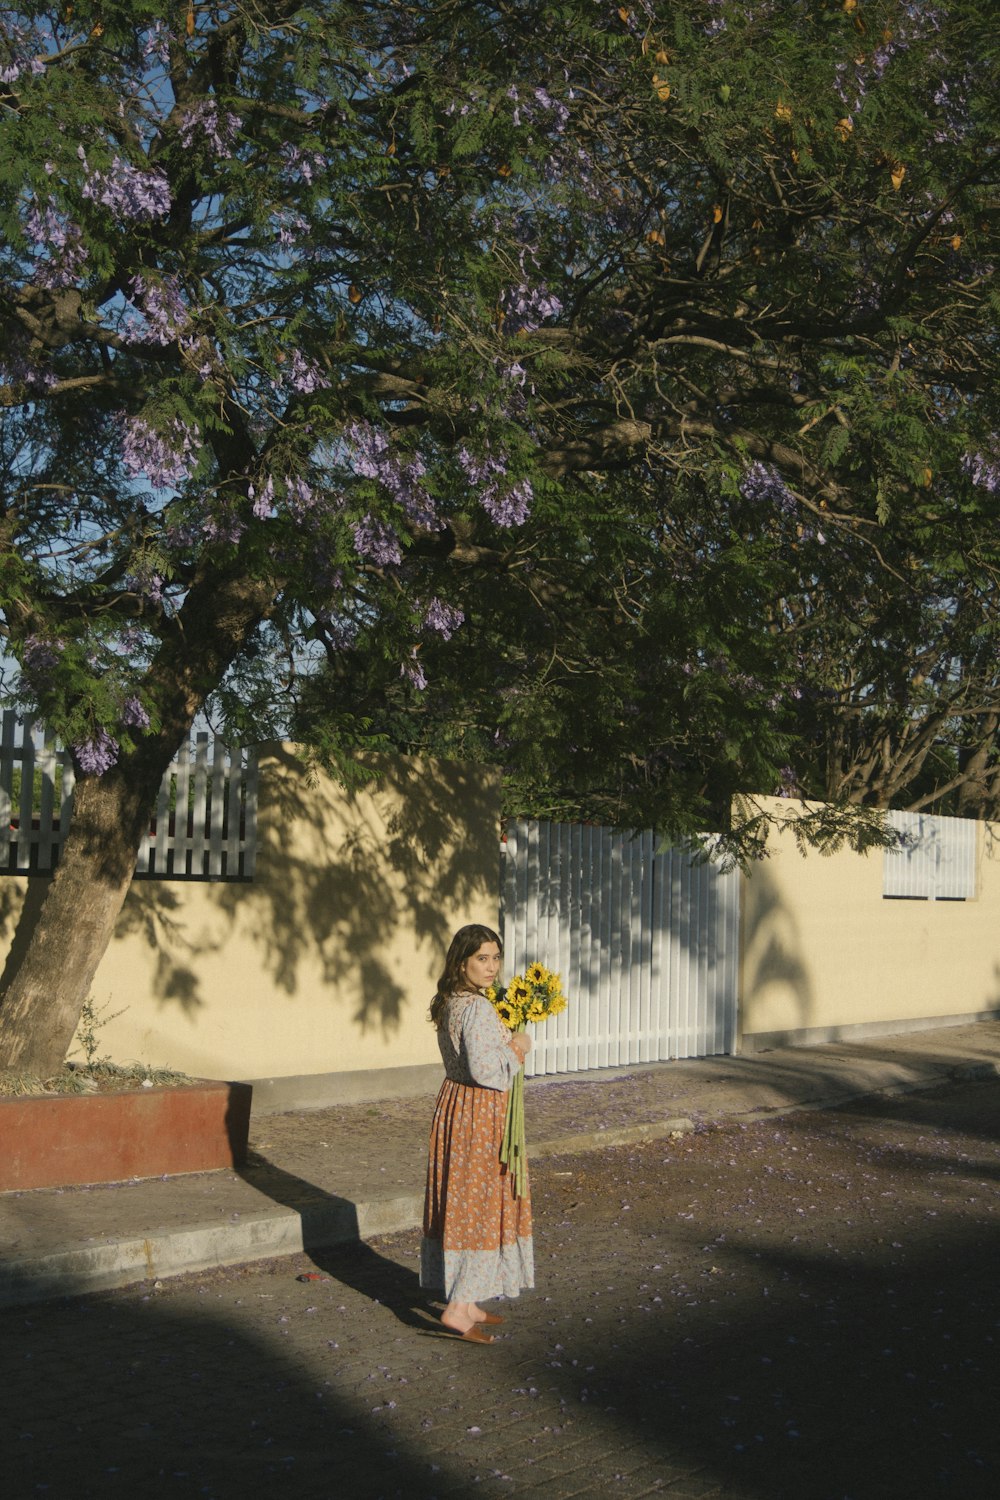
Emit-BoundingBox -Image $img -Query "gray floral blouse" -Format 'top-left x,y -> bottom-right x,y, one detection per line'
436,991 -> 519,1092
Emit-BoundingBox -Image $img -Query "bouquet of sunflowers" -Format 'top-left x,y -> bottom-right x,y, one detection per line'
487,962 -> 568,1198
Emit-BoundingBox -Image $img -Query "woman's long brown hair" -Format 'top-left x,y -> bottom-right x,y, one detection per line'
429,923 -> 503,1027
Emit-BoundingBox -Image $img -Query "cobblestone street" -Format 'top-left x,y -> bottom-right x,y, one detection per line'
5,1078 -> 998,1499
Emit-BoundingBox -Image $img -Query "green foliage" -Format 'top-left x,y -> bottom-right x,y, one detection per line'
71,995 -> 128,1068
2,1 -> 1000,855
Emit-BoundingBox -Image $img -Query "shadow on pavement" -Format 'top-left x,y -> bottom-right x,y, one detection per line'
3,1279 -> 459,1500
239,1154 -> 434,1335
8,1083 -> 997,1498
506,1084 -> 1000,1499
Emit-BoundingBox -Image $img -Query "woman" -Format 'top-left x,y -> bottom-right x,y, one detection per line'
420,923 -> 534,1343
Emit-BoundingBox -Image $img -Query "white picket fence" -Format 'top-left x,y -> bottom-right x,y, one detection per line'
501,820 -> 741,1075
0,711 -> 258,880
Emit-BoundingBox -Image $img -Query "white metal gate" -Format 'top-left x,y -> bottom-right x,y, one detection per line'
501,820 -> 740,1076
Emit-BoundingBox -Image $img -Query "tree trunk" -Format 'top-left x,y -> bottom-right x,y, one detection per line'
0,764 -> 168,1074
0,563 -> 277,1076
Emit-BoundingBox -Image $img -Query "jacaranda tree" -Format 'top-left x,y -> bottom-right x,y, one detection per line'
295,0 -> 1000,825
1,0 -> 999,1072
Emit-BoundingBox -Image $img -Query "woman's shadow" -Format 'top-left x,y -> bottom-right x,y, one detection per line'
238,1152 -> 444,1335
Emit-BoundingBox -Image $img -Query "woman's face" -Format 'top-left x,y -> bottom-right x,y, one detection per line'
462,941 -> 501,992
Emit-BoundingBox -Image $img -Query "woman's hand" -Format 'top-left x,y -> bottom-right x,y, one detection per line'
510,1031 -> 532,1064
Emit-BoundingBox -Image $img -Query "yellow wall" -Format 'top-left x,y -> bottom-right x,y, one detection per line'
740,796 -> 1000,1044
5,773 -> 997,1083
0,749 -> 501,1084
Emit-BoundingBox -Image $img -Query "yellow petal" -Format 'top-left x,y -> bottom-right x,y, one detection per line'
890,162 -> 906,190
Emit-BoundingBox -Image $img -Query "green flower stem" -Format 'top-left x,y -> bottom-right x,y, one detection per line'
500,1023 -> 528,1199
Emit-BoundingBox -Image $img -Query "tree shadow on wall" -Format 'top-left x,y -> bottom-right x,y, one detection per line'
0,877 -> 49,995
739,859 -> 816,1036
114,749 -> 500,1036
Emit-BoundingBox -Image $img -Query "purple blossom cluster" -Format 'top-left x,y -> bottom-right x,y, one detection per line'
280,143 -> 326,185
21,634 -> 63,682
22,198 -> 88,288
501,283 -> 563,336
834,5 -> 952,126
496,359 -> 531,417
344,422 -> 439,530
482,477 -> 532,527
506,85 -> 571,134
125,567 -> 165,606
0,348 -> 57,396
121,696 -> 150,730
739,461 -> 796,514
121,414 -> 199,490
961,446 -> 1000,494
400,651 -> 428,691
931,69 -> 973,146
201,509 -> 246,545
315,611 -> 359,651
24,198 -> 69,249
0,20 -> 46,85
125,275 -> 190,346
249,477 -> 275,518
111,626 -> 149,660
82,154 -> 171,221
74,729 -> 120,777
286,350 -> 331,394
177,100 -> 242,158
285,475 -> 320,521
353,515 -> 402,567
422,598 -> 465,640
457,445 -> 532,527
702,0 -> 727,37
456,445 -> 507,486
179,334 -> 216,380
777,765 -> 802,799
501,361 -> 528,387
142,21 -> 171,68
276,211 -> 310,248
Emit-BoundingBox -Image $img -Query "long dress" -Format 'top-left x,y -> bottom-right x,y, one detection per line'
420,990 -> 535,1304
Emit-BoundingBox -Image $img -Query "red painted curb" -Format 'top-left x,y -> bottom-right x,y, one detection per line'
0,1080 -> 252,1191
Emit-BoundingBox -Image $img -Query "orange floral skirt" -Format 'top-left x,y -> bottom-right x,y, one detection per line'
420,1078 -> 534,1304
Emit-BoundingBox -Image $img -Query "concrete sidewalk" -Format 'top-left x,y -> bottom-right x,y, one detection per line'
2,1018 -> 999,1309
